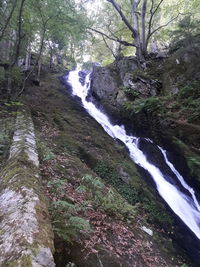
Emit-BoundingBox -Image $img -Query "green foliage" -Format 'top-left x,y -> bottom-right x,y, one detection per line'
4,101 -> 23,107
68,216 -> 91,233
0,0 -> 91,78
0,131 -> 10,156
47,179 -> 65,193
188,157 -> 200,176
81,174 -> 136,219
170,16 -> 200,50
0,117 -> 14,157
178,81 -> 200,122
178,81 -> 200,99
123,97 -> 164,117
95,162 -> 142,205
47,176 -> 92,242
143,201 -> 172,225
37,141 -> 56,162
10,67 -> 22,86
124,87 -> 139,100
75,184 -> 87,193
53,217 -> 92,243
95,161 -> 172,226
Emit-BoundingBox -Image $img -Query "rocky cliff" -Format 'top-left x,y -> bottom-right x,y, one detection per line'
90,46 -> 200,185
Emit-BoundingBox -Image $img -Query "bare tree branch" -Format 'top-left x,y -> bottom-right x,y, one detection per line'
106,20 -> 127,42
148,13 -> 180,41
152,0 -> 164,18
0,0 -> 18,41
141,0 -> 147,51
12,0 -> 26,67
102,35 -> 116,59
147,0 -> 164,40
88,27 -> 136,47
106,0 -> 137,38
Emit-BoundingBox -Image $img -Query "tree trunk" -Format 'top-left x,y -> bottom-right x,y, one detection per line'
37,57 -> 42,82
0,0 -> 18,42
11,0 -> 26,68
141,0 -> 147,56
132,0 -> 145,61
49,48 -> 53,68
25,46 -> 31,71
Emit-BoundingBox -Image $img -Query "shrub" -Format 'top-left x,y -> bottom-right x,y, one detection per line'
178,82 -> 200,122
188,156 -> 200,176
178,81 -> 200,100
37,141 -> 56,161
81,174 -> 136,219
95,161 -> 142,205
49,200 -> 92,242
10,66 -> 23,87
123,97 -> 164,117
124,87 -> 139,100
95,161 -> 173,226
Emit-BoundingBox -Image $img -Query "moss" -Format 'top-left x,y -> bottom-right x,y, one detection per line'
53,116 -> 65,131
94,160 -> 173,227
0,156 -> 40,193
6,255 -> 32,267
131,69 -> 151,81
173,137 -> 200,181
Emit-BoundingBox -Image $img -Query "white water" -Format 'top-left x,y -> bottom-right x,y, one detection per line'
159,146 -> 200,211
67,69 -> 200,239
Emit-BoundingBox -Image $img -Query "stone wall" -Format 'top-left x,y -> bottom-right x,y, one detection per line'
0,109 -> 55,266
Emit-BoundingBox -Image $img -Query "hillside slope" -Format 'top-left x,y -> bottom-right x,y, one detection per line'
19,71 -> 192,266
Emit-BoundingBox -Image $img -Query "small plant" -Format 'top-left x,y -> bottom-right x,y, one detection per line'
10,66 -> 23,87
188,156 -> 200,176
81,174 -> 136,219
47,179 -> 66,196
95,161 -> 142,205
49,200 -> 92,243
94,161 -> 172,226
124,87 -> 139,100
37,141 -> 56,161
178,81 -> 200,100
4,101 -> 23,107
178,81 -> 200,122
123,97 -> 165,117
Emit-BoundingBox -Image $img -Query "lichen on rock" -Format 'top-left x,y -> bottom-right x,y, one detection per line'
0,109 -> 55,266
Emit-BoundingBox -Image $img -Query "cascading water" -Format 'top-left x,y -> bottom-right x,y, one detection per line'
66,69 -> 200,241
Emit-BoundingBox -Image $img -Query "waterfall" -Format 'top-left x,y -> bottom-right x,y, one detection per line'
66,69 -> 200,240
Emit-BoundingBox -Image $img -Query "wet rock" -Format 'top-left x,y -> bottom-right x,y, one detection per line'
123,72 -> 161,97
91,65 -> 119,101
90,57 -> 161,116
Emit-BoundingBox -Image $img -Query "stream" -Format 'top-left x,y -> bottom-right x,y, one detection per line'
65,69 -> 200,262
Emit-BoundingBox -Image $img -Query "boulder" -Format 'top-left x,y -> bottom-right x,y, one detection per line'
90,65 -> 119,102
116,56 -> 138,80
90,57 -> 161,116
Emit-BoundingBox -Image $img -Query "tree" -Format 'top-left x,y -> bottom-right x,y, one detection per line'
0,0 -> 90,98
90,0 -> 180,61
